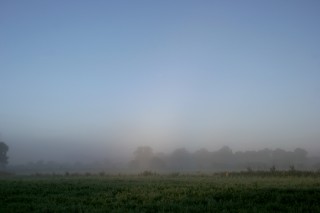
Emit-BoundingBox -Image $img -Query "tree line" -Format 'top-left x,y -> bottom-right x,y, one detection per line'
2,141 -> 320,174
129,146 -> 309,172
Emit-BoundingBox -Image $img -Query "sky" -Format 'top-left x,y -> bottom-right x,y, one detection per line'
1,0 -> 320,164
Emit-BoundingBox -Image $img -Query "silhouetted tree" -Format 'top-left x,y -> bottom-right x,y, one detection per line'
149,157 -> 166,170
133,146 -> 154,162
170,148 -> 193,170
294,148 -> 307,161
0,141 -> 9,169
293,148 -> 308,169
193,148 -> 211,169
272,148 -> 289,168
129,146 -> 155,170
211,146 -> 233,170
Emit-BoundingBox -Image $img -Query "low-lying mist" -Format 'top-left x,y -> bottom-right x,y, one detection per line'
5,145 -> 320,175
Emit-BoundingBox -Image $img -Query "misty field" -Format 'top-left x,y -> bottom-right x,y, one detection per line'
1,172 -> 320,213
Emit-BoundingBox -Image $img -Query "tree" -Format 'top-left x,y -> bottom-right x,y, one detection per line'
170,148 -> 193,170
213,146 -> 233,166
129,146 -> 154,170
294,148 -> 307,161
0,141 -> 9,169
133,146 -> 154,162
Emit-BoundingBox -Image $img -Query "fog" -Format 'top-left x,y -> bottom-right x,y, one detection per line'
1,1 -> 320,173
4,142 -> 320,174
3,121 -> 320,166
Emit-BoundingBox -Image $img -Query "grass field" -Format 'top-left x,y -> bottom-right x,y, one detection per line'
1,172 -> 320,212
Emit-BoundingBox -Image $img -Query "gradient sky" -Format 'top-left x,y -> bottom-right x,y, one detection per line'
1,1 -> 320,163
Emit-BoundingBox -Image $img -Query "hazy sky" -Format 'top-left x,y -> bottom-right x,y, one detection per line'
1,1 -> 320,163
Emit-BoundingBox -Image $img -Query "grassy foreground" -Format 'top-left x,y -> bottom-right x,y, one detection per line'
1,173 -> 320,212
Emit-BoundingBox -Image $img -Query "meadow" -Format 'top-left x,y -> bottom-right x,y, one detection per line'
1,172 -> 320,212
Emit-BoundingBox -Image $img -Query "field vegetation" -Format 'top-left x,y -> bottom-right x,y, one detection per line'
1,171 -> 320,212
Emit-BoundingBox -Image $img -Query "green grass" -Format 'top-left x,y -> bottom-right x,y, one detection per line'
1,173 -> 320,212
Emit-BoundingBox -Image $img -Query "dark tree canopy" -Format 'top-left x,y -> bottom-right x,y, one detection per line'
0,141 -> 9,168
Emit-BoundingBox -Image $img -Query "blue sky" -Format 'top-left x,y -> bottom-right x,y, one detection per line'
1,1 -> 320,162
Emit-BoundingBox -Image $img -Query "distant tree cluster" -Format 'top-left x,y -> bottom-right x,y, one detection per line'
0,141 -> 9,169
129,146 -> 309,172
